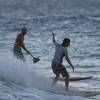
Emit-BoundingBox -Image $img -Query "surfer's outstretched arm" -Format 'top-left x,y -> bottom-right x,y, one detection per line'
22,44 -> 40,63
65,54 -> 74,72
22,45 -> 33,57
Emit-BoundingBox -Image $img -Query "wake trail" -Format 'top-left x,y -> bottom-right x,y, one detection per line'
0,51 -> 85,97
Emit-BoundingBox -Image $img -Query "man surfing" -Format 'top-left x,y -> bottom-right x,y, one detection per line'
51,33 -> 74,90
13,27 -> 40,63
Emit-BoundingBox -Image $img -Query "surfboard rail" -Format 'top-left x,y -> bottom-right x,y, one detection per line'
51,76 -> 92,81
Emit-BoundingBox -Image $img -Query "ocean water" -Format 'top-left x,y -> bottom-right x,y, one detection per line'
0,0 -> 100,100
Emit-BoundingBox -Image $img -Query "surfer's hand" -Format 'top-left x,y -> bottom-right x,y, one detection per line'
71,66 -> 74,72
72,67 -> 74,72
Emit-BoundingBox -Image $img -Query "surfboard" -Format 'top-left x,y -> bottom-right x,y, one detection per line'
51,76 -> 92,81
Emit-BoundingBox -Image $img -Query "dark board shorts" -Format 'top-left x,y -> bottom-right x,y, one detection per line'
51,61 -> 69,77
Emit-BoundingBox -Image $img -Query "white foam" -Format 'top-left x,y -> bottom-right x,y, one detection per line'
0,51 -> 87,100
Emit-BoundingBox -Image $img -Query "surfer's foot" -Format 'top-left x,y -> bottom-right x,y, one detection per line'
52,80 -> 57,86
52,77 -> 58,86
52,76 -> 59,86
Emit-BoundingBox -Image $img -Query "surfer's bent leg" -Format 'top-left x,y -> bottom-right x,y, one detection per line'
51,62 -> 60,85
60,65 -> 69,90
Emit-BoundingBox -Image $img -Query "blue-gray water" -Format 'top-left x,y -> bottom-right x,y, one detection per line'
0,0 -> 100,100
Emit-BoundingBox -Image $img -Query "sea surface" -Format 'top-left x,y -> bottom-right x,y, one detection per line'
0,0 -> 100,100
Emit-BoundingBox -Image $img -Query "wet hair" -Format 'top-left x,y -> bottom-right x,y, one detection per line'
21,27 -> 27,34
62,38 -> 70,46
21,27 -> 27,32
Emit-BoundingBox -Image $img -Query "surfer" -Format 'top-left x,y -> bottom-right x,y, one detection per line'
13,27 -> 39,63
51,33 -> 74,90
